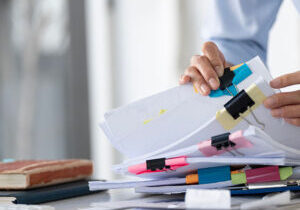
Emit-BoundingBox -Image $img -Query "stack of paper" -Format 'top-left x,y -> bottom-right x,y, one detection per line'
91,56 -> 300,195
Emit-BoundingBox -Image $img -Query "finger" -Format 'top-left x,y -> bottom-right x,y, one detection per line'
270,70 -> 300,88
284,118 -> 300,126
271,104 -> 300,118
263,90 -> 300,109
202,42 -> 225,76
190,55 -> 220,90
183,66 -> 210,95
179,74 -> 191,85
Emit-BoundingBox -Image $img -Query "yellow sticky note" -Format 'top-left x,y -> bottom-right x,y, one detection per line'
216,83 -> 266,130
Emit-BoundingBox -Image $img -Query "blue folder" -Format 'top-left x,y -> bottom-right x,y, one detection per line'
231,185 -> 300,195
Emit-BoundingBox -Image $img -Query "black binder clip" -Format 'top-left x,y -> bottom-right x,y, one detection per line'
146,158 -> 169,171
211,132 -> 235,150
219,67 -> 235,90
224,90 -> 254,119
224,89 -> 265,129
219,67 -> 237,96
211,132 -> 244,156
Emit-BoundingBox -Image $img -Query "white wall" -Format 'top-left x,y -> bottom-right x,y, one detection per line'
86,0 -> 300,180
86,0 -> 180,179
268,0 -> 300,91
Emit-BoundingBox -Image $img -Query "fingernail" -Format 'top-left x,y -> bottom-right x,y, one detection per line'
209,78 -> 219,90
215,66 -> 224,77
270,78 -> 281,88
271,108 -> 282,117
200,84 -> 210,95
264,97 -> 275,108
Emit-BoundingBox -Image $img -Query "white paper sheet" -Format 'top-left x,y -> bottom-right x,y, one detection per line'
100,56 -> 282,158
100,56 -> 300,180
135,181 -> 233,194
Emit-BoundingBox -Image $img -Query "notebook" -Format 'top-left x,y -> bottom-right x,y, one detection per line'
0,180 -> 104,204
0,159 -> 93,189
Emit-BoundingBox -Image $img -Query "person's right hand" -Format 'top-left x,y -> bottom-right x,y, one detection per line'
179,42 -> 229,96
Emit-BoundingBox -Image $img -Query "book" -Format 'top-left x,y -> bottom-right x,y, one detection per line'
0,159 -> 93,189
0,180 -> 104,204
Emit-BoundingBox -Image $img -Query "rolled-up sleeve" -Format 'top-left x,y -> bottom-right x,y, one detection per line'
202,0 -> 282,65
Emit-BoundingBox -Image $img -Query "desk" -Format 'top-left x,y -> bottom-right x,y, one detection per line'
44,189 -> 260,210
45,189 -> 153,210
45,189 -> 300,210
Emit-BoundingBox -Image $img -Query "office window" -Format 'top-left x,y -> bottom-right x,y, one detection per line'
0,0 -> 90,159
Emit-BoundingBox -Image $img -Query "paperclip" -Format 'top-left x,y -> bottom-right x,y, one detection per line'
233,148 -> 245,156
233,83 -> 239,93
249,107 -> 265,130
225,148 -> 236,156
240,108 -> 265,130
225,87 -> 234,96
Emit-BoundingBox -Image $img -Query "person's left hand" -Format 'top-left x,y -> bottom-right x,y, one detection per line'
263,71 -> 300,126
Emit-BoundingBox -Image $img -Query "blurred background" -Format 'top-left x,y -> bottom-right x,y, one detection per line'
0,0 -> 299,180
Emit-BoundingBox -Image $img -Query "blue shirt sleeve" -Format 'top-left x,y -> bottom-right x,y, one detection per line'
202,0 -> 283,65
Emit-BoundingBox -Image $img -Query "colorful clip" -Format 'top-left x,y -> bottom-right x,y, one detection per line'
198,130 -> 252,157
128,156 -> 188,175
216,83 -> 266,130
210,63 -> 252,97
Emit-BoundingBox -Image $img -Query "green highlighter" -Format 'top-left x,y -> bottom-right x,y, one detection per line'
231,166 -> 293,185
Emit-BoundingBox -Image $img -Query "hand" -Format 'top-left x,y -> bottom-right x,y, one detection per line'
263,71 -> 300,126
179,42 -> 229,96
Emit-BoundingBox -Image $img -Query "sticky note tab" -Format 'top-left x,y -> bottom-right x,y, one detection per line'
186,174 -> 199,185
210,63 -> 252,98
232,64 -> 252,85
245,166 -> 280,184
231,171 -> 247,185
216,83 -> 266,130
230,63 -> 244,71
197,166 -> 231,184
279,167 -> 293,180
185,189 -> 231,209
